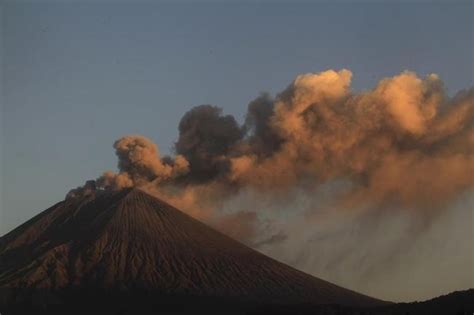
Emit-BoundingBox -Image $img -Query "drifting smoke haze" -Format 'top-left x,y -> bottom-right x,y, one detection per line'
69,69 -> 474,301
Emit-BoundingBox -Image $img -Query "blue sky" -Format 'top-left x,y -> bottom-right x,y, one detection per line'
1,1 -> 473,234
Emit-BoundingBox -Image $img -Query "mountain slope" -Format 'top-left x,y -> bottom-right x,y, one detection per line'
0,188 -> 382,312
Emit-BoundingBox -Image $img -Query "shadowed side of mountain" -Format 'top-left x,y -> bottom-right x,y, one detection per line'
1,188 -> 385,313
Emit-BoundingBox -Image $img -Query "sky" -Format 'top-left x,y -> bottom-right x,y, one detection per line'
0,0 -> 473,300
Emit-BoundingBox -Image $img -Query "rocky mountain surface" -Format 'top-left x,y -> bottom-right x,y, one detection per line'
0,188 -> 383,314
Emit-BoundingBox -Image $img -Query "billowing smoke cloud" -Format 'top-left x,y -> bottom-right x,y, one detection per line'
242,93 -> 282,157
175,105 -> 244,182
68,69 -> 474,302
229,71 -> 471,201
96,135 -> 189,190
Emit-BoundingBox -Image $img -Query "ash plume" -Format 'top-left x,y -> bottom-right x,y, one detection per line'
95,135 -> 189,191
69,69 -> 474,301
175,105 -> 244,182
242,93 -> 282,157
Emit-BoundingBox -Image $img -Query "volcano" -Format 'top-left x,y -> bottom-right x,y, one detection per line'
0,188 -> 382,314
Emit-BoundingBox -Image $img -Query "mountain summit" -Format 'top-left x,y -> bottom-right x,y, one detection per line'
0,188 -> 381,313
